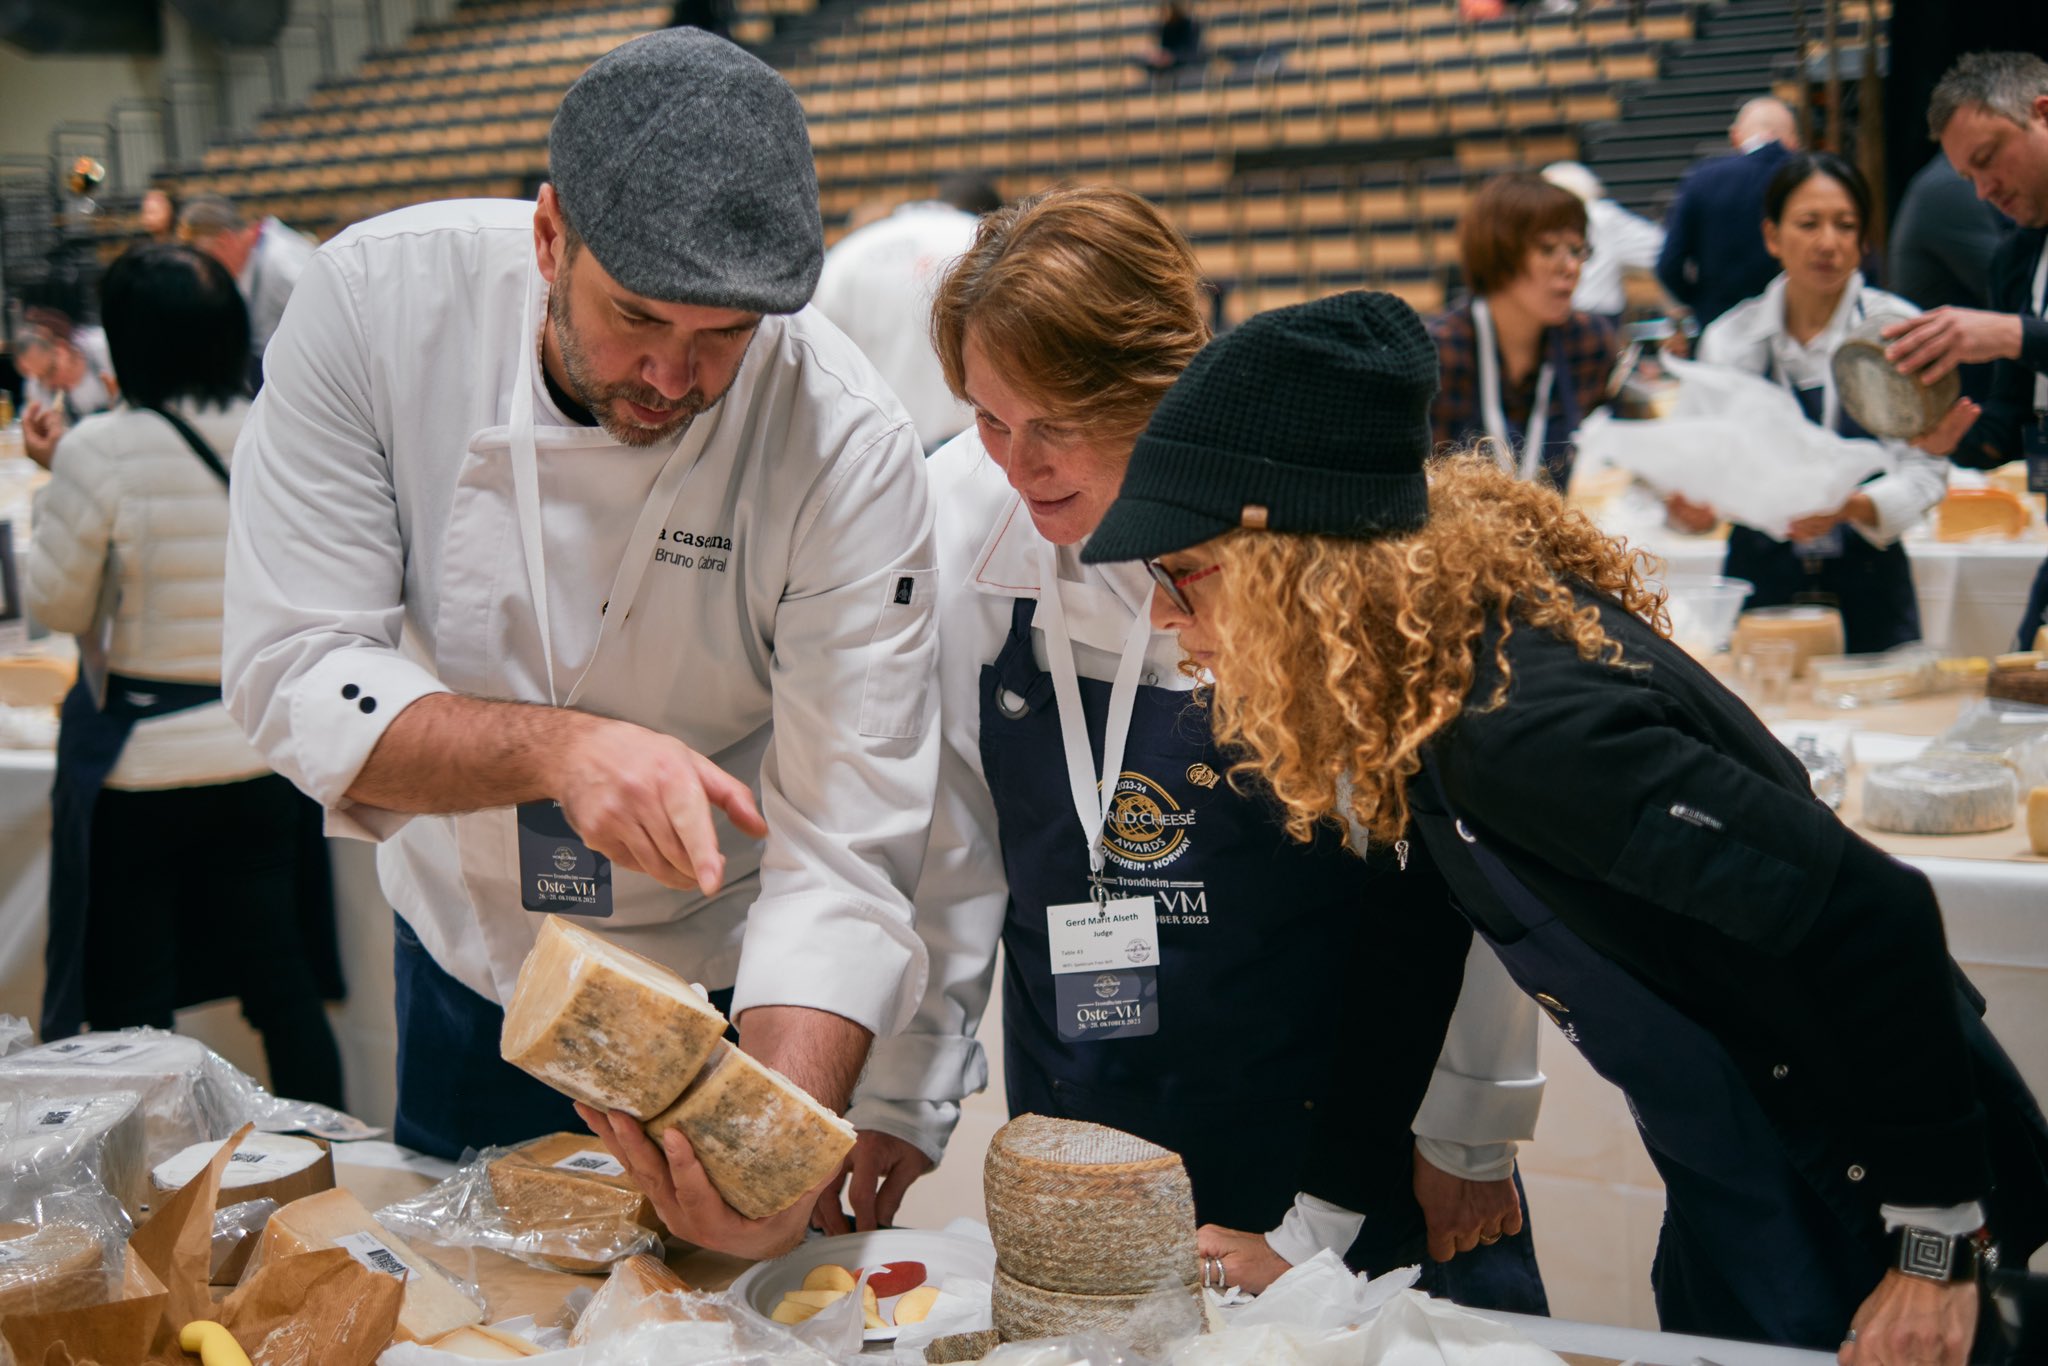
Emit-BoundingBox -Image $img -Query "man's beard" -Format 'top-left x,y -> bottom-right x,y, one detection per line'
547,276 -> 745,448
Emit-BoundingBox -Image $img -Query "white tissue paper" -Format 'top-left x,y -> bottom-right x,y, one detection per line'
1575,358 -> 1886,539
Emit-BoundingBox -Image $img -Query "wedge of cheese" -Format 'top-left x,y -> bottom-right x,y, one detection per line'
567,1254 -> 707,1348
259,1188 -> 482,1343
499,916 -> 728,1117
485,1133 -> 660,1273
428,1325 -> 544,1359
1935,487 -> 2029,542
0,1221 -> 108,1318
152,1132 -> 334,1210
641,1046 -> 855,1219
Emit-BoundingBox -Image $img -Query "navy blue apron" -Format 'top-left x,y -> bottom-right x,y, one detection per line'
979,598 -> 1546,1308
44,673 -> 225,1039
1412,759 -> 1886,1348
1723,338 -> 1921,656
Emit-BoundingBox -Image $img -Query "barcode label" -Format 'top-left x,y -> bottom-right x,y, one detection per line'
334,1232 -> 411,1281
0,1245 -> 25,1265
552,1151 -> 626,1177
229,1150 -> 271,1166
37,1108 -> 80,1128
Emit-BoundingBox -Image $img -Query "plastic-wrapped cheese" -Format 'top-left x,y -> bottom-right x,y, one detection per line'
0,1221 -> 109,1317
1863,758 -> 2018,835
990,1266 -> 1203,1358
1731,606 -> 1845,679
0,1031 -> 218,1176
0,1090 -> 148,1215
2027,787 -> 2048,856
499,915 -> 729,1118
484,1132 -> 660,1273
567,1254 -> 710,1348
983,1115 -> 1199,1297
428,1325 -> 544,1359
151,1132 -> 333,1209
640,1046 -> 854,1219
260,1188 -> 482,1342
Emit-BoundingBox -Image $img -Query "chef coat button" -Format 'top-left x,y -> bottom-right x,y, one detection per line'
341,684 -> 359,700
1772,1063 -> 1789,1080
1846,1164 -> 1866,1182
1144,672 -> 1159,686
359,697 -> 377,714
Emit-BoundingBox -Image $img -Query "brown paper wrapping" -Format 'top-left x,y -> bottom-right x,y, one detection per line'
128,1121 -> 251,1330
218,1247 -> 403,1366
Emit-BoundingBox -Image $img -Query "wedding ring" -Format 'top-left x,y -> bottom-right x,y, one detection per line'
1478,1233 -> 1502,1245
1844,1329 -> 1858,1345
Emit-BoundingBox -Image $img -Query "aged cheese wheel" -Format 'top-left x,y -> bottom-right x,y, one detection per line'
428,1325 -> 544,1359
640,1046 -> 854,1220
983,1115 -> 1198,1297
260,1188 -> 482,1343
991,1266 -> 1203,1357
1863,758 -> 2018,836
1987,662 -> 2048,708
500,915 -> 729,1118
486,1132 -> 660,1272
1935,488 -> 2029,542
0,1221 -> 108,1318
568,1254 -> 706,1347
1731,605 -> 1846,679
0,1090 -> 148,1216
1832,318 -> 1962,439
152,1132 -> 333,1210
2027,787 -> 2048,856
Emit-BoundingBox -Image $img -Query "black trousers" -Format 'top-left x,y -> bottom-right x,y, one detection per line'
82,773 -> 344,1109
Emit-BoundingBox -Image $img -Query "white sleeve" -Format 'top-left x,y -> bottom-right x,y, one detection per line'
1610,206 -> 1667,272
845,688 -> 1009,1162
1411,938 -> 1544,1179
24,430 -> 116,636
1854,440 -> 1948,546
1266,1194 -> 1367,1265
728,417 -> 941,1038
222,250 -> 451,839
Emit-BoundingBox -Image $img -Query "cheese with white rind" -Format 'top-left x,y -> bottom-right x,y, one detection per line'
260,1188 -> 482,1342
0,1221 -> 109,1318
983,1115 -> 1199,1297
499,916 -> 729,1118
640,1046 -> 855,1219
0,1089 -> 148,1215
990,1266 -> 1204,1357
151,1131 -> 334,1210
2027,787 -> 2048,856
1863,759 -> 2019,836
485,1132 -> 660,1272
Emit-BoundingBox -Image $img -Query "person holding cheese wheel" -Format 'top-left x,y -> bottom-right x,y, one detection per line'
828,186 -> 1550,1309
1080,289 -> 2048,1362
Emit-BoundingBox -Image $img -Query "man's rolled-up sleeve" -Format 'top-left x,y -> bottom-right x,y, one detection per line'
223,249 -> 449,839
730,417 -> 940,1037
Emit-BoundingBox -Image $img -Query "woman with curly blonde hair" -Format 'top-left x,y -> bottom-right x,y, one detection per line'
822,187 -> 1550,1312
1083,290 -> 2048,1362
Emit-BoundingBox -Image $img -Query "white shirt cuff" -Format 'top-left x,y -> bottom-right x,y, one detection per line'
1415,1135 -> 1519,1184
1265,1192 -> 1366,1266
1880,1203 -> 1985,1237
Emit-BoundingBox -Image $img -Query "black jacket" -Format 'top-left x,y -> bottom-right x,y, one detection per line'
1410,593 -> 2046,1236
1656,140 -> 1794,327
1953,225 -> 2048,476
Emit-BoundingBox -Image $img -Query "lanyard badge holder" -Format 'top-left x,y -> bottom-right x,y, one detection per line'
1036,542 -> 1163,1042
506,264 -> 713,916
1473,296 -> 1556,484
2026,242 -> 2048,494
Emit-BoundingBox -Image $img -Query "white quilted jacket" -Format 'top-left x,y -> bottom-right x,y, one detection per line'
28,400 -> 269,787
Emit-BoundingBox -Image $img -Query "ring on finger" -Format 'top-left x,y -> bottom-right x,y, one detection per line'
1478,1233 -> 1502,1245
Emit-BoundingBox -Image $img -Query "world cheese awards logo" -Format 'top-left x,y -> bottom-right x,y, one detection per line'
1102,770 -> 1195,871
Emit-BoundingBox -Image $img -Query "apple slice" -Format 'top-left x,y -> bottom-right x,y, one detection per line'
802,1264 -> 857,1294
866,1260 -> 927,1299
893,1285 -> 940,1326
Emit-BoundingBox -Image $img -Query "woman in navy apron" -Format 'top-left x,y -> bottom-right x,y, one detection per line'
1085,290 -> 2048,1366
832,187 -> 1549,1313
1679,153 -> 1969,655
26,245 -> 344,1106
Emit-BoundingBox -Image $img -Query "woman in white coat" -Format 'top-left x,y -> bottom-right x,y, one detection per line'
26,244 -> 343,1105
828,187 -> 1548,1305
1669,153 -> 1977,654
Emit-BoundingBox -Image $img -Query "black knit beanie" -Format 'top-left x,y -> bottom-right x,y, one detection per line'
1082,290 -> 1438,565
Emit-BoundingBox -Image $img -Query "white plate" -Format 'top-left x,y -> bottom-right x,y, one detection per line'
730,1228 -> 996,1343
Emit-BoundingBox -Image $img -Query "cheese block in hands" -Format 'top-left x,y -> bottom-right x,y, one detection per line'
486,1133 -> 660,1273
0,1221 -> 109,1317
259,1188 -> 482,1342
152,1132 -> 333,1209
641,1046 -> 855,1219
500,915 -> 729,1117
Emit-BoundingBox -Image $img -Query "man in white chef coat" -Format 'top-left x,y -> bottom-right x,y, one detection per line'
221,28 -> 939,1258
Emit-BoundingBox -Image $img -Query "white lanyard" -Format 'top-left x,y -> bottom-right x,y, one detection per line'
1473,297 -> 1553,482
1035,541 -> 1153,889
2032,239 -> 2047,414
1769,290 -> 1865,432
508,266 -> 711,708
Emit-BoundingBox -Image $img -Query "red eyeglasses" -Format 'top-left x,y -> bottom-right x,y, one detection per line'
1144,559 -> 1222,614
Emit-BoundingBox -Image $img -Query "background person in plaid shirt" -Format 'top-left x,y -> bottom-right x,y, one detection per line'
1428,174 -> 1618,489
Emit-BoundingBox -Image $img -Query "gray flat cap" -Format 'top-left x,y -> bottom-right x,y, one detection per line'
549,27 -> 822,313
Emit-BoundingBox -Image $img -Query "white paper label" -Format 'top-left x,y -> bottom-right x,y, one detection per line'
334,1231 -> 411,1280
552,1151 -> 626,1178
1046,895 -> 1160,975
28,1038 -> 161,1068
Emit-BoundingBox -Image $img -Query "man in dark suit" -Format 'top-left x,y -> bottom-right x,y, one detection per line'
1655,97 -> 1800,328
1885,51 -> 2048,653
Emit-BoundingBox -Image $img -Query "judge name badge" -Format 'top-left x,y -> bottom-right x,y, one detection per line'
517,800 -> 612,917
1048,895 -> 1159,1042
2024,413 -> 2048,494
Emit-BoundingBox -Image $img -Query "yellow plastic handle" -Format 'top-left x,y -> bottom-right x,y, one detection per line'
178,1320 -> 252,1366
